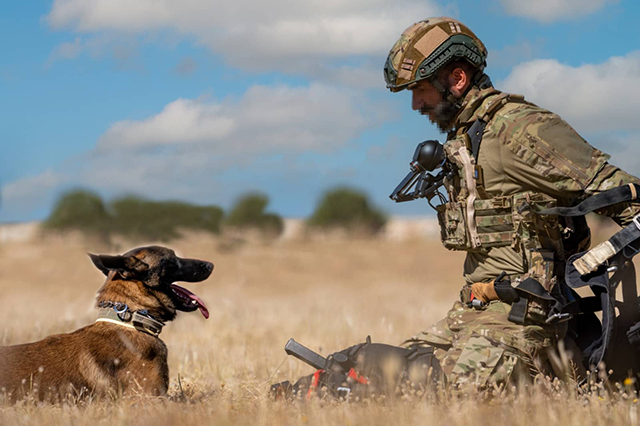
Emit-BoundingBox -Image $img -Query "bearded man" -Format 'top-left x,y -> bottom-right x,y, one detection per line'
383,17 -> 640,388
273,18 -> 640,397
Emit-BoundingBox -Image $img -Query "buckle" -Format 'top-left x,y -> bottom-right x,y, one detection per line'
336,387 -> 351,401
633,214 -> 640,232
492,196 -> 509,209
545,313 -> 573,325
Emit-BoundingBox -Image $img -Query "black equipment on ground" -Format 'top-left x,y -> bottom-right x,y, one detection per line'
272,336 -> 442,401
284,338 -> 329,371
389,140 -> 450,204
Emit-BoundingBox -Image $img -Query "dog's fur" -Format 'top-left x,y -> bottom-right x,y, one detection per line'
0,246 -> 213,401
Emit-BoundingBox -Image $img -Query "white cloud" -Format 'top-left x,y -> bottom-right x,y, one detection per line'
46,0 -> 440,72
1,170 -> 67,217
500,51 -> 640,133
499,0 -> 617,23
50,37 -> 83,60
2,170 -> 66,201
98,83 -> 371,152
47,34 -> 143,70
98,99 -> 235,149
598,132 -> 640,174
1,82 -> 384,218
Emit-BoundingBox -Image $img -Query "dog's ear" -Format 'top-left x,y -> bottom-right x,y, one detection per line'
88,253 -> 149,278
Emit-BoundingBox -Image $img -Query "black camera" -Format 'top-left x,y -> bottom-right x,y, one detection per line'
389,140 -> 449,204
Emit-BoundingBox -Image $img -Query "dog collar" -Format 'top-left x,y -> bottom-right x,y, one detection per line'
95,304 -> 165,337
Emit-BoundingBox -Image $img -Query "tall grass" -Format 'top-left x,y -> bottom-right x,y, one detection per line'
1,236 -> 637,424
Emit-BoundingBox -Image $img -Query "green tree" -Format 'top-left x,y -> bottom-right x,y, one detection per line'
224,192 -> 284,235
43,189 -> 111,236
110,196 -> 224,241
308,187 -> 387,234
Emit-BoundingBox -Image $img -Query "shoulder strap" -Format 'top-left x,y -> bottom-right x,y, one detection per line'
465,93 -> 527,160
467,119 -> 486,161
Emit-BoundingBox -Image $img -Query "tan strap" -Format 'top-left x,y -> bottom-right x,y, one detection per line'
455,145 -> 482,248
95,317 -> 137,330
573,241 -> 617,275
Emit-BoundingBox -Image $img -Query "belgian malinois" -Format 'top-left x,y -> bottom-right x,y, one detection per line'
0,246 -> 213,401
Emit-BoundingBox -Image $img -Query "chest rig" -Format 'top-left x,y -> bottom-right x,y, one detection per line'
436,92 -> 565,294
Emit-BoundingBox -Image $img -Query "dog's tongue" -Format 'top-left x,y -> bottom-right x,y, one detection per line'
170,284 -> 210,319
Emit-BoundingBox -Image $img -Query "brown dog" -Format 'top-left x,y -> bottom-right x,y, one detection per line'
0,246 -> 213,401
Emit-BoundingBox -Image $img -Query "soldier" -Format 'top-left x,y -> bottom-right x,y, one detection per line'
273,17 -> 640,398
383,17 -> 640,389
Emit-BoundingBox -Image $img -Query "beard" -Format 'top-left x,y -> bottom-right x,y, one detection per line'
420,98 -> 459,133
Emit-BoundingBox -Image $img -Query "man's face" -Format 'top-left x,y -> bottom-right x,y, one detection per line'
410,80 -> 443,125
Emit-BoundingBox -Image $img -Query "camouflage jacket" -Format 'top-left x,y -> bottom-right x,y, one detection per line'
449,86 -> 640,284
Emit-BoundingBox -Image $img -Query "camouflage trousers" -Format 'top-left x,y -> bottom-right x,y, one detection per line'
407,300 -> 562,390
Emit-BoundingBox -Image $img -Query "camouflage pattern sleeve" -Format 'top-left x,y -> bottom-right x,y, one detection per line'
491,103 -> 608,200
491,102 -> 640,226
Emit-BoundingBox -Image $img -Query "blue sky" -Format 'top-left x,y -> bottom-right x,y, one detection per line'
2,0 -> 639,222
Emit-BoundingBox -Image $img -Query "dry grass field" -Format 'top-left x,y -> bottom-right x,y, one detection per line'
0,229 -> 639,425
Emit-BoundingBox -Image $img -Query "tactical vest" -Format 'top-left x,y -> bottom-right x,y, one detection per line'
435,92 -> 573,294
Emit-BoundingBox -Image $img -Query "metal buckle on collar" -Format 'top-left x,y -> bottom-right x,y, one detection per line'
633,214 -> 640,232
131,311 -> 164,337
113,303 -> 132,321
113,303 -> 128,314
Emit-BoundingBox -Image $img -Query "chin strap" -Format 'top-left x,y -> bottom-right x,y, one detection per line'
95,301 -> 165,337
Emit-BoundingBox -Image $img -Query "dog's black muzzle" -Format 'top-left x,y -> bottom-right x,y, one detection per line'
174,258 -> 214,283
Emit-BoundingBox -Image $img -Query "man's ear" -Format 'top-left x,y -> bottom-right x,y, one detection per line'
449,67 -> 468,95
88,253 -> 149,278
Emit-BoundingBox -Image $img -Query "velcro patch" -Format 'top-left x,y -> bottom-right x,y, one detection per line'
414,26 -> 449,58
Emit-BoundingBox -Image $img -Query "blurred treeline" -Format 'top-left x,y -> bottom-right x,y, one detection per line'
43,187 -> 387,241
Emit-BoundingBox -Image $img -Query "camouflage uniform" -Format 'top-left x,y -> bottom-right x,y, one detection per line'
408,86 -> 640,389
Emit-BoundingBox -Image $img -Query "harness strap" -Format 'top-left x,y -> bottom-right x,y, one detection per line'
573,224 -> 640,275
467,119 -> 486,161
503,277 -> 572,325
537,183 -> 640,275
508,299 -> 529,325
539,183 -> 640,217
564,252 -> 628,368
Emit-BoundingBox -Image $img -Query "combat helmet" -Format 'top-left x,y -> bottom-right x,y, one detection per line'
384,17 -> 488,93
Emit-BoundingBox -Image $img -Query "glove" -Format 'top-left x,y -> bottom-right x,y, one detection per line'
470,280 -> 499,304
